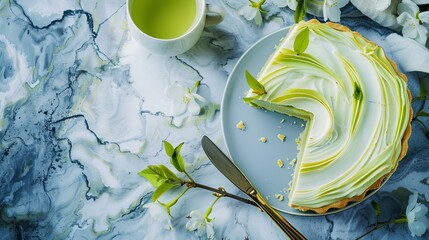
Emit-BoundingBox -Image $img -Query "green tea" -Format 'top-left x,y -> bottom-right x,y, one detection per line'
131,0 -> 197,39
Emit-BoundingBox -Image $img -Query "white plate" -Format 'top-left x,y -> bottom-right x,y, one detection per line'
221,27 -> 382,216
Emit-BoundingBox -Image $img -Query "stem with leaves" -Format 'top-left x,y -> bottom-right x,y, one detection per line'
139,140 -> 258,220
205,195 -> 222,222
184,181 -> 257,207
295,0 -> 307,23
252,0 -> 267,12
355,201 -> 408,239
356,217 -> 407,240
412,79 -> 429,139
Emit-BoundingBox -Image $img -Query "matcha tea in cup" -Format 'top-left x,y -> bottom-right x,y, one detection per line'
127,0 -> 224,56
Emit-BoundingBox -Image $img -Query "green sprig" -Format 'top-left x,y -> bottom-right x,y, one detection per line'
138,164 -> 182,188
152,183 -> 177,202
164,140 -> 186,173
412,80 -> 429,102
356,201 -> 409,239
138,141 -> 258,228
138,165 -> 182,201
294,0 -> 307,23
204,195 -> 222,222
370,200 -> 381,224
353,82 -> 363,101
412,79 -> 429,139
294,27 -> 310,55
159,187 -> 191,216
189,80 -> 201,93
245,70 -> 266,95
417,110 -> 429,117
250,0 -> 267,13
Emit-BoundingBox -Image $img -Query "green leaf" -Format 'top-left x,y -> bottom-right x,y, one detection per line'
174,142 -> 184,154
419,79 -> 427,98
139,167 -> 164,187
294,0 -> 306,23
353,82 -> 363,101
176,154 -> 185,173
170,156 -> 183,172
190,80 -> 201,93
138,165 -> 181,187
245,70 -> 266,95
294,27 -> 310,55
200,102 -> 220,121
417,110 -> 429,117
170,142 -> 185,172
394,216 -> 408,224
163,140 -> 174,157
152,183 -> 177,202
153,165 -> 180,182
204,206 -> 214,222
370,200 -> 381,217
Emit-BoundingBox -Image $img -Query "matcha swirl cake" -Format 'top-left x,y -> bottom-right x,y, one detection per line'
244,20 -> 412,213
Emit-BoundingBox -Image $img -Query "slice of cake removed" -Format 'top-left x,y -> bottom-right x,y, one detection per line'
244,20 -> 412,213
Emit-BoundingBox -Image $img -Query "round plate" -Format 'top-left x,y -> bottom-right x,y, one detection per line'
221,27 -> 384,216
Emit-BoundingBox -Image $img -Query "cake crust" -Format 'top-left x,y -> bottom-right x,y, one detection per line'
289,20 -> 413,214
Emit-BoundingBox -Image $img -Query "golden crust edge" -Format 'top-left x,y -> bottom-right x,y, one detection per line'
289,20 -> 413,214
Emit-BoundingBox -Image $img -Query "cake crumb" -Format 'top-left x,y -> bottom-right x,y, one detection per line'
280,119 -> 285,123
277,159 -> 284,168
295,138 -> 301,144
289,158 -> 297,167
277,134 -> 286,142
282,187 -> 288,193
287,181 -> 292,193
274,194 -> 284,201
236,120 -> 246,130
301,123 -> 305,127
259,137 -> 267,143
293,121 -> 297,125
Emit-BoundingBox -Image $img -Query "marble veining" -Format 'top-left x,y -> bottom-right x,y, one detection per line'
0,0 -> 428,239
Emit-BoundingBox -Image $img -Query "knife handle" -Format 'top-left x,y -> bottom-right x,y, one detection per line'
249,190 -> 307,240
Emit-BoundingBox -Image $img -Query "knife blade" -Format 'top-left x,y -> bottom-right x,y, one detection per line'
201,136 -> 252,193
201,136 -> 307,240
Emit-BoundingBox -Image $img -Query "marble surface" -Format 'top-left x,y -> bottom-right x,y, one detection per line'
0,0 -> 428,239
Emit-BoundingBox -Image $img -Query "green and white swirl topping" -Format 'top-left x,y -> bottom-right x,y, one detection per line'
245,20 -> 411,212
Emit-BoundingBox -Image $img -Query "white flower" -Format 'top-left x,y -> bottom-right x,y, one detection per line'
375,0 -> 391,11
272,0 -> 297,10
406,192 -> 429,237
385,33 -> 429,73
350,0 -> 401,30
164,82 -> 205,117
237,0 -> 265,26
412,0 -> 429,4
186,210 -> 215,239
397,0 -> 429,45
323,0 -> 349,22
143,202 -> 173,230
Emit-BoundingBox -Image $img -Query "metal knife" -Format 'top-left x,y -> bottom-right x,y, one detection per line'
201,136 -> 307,240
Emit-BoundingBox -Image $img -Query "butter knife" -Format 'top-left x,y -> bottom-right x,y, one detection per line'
201,136 -> 307,240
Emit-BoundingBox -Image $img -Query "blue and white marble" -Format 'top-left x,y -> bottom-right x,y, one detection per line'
0,0 -> 428,239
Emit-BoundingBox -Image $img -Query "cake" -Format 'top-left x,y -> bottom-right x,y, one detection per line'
244,20 -> 412,214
